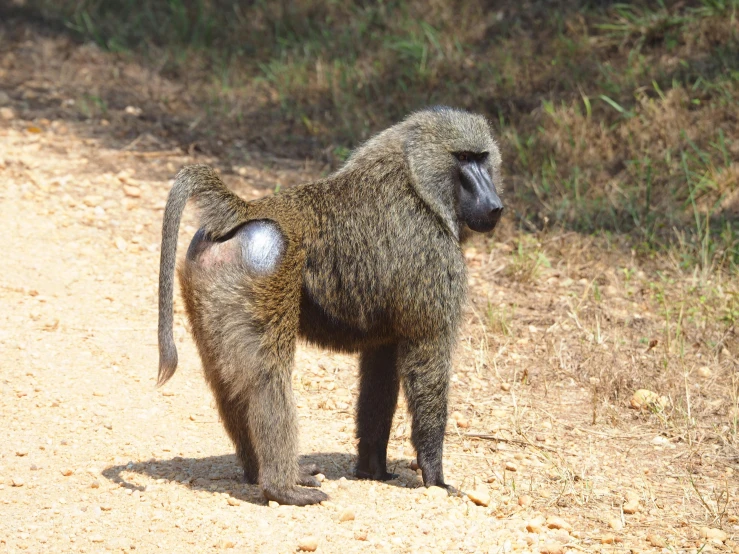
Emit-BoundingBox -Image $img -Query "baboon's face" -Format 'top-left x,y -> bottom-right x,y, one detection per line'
406,109 -> 504,234
453,150 -> 503,233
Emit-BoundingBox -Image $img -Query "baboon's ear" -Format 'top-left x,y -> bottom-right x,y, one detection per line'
404,137 -> 460,239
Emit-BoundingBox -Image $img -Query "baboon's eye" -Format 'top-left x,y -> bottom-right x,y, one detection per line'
456,152 -> 470,163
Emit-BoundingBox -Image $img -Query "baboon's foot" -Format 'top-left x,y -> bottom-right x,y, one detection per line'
263,485 -> 328,506
355,443 -> 397,481
425,482 -> 461,497
298,463 -> 322,487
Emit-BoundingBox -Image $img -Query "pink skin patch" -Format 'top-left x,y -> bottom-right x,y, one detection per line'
186,229 -> 240,268
185,221 -> 285,274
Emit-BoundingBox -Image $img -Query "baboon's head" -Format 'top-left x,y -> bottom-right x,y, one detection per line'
403,106 -> 503,236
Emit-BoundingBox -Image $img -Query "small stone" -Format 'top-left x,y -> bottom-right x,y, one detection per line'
652,435 -> 672,446
451,411 -> 469,428
518,494 -> 533,507
338,477 -> 349,489
124,106 -> 143,117
315,473 -> 325,482
11,477 -> 25,487
82,195 -> 103,207
353,528 -> 368,541
601,535 -> 616,545
700,528 -> 728,542
226,497 -> 241,506
297,536 -> 318,551
60,468 -> 74,477
268,501 -> 279,509
409,460 -> 419,471
526,516 -> 545,533
218,539 -> 235,549
504,462 -> 517,472
623,499 -> 639,514
114,237 -> 127,252
546,516 -> 572,531
90,535 -> 104,543
539,542 -> 563,554
339,508 -> 355,522
123,185 -> 141,198
100,504 -> 112,511
466,488 -> 491,507
425,486 -> 448,500
647,534 -> 667,548
500,382 -> 511,392
697,366 -> 712,379
608,517 -> 623,530
0,107 -> 15,120
630,389 -> 668,410
16,449 -> 28,456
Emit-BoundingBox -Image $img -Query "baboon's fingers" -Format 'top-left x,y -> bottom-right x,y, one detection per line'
297,473 -> 321,488
443,484 -> 462,497
297,463 -> 322,486
263,486 -> 328,506
299,462 -> 321,476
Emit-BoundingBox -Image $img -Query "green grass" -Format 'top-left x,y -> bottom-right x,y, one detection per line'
21,0 -> 739,272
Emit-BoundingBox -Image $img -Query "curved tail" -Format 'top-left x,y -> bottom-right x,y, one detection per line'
157,164 -> 248,387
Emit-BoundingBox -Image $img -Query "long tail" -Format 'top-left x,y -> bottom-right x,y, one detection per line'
157,164 -> 248,387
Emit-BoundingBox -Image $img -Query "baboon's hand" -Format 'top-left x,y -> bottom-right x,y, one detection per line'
298,463 -> 323,487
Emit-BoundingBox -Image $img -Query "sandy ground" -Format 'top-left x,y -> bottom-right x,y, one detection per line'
1,21 -> 737,554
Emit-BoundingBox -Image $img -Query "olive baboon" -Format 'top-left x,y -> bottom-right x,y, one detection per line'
158,107 -> 503,506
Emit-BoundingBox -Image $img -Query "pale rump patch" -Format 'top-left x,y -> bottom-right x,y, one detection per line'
186,220 -> 285,274
239,220 -> 285,274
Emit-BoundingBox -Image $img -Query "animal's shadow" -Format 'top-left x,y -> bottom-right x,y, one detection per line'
102,452 -> 418,505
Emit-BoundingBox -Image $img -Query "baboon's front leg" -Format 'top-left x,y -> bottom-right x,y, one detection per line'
355,344 -> 400,481
398,340 -> 452,489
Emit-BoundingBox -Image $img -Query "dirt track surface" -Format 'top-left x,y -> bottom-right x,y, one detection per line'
1,24 -> 737,554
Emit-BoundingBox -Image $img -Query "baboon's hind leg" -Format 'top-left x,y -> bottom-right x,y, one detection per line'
211,375 -> 321,488
355,344 -> 400,481
246,364 -> 328,505
208,382 -> 260,484
207,312 -> 325,503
